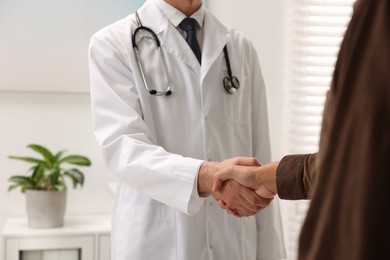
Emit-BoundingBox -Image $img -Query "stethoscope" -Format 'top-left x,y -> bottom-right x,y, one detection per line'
132,12 -> 240,96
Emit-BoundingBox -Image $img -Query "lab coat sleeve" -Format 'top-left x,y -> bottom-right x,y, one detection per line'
88,27 -> 205,215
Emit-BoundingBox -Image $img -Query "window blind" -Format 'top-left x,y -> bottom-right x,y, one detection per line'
282,1 -> 355,259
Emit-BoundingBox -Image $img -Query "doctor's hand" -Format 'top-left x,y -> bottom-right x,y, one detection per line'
198,157 -> 272,217
212,161 -> 280,216
211,179 -> 273,217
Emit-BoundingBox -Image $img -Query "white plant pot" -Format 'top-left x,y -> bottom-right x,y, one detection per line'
25,190 -> 67,228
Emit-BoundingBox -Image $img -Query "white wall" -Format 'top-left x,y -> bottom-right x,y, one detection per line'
0,0 -> 144,93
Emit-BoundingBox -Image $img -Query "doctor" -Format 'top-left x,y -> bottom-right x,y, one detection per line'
89,0 -> 286,259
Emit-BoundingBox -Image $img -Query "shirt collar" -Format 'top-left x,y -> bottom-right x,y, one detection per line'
152,0 -> 204,28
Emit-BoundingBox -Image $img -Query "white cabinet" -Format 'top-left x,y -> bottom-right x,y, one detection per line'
1,215 -> 110,260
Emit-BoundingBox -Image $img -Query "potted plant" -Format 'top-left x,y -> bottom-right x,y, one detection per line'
7,144 -> 91,228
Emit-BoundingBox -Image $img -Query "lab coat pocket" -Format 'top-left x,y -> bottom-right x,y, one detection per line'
113,204 -> 177,260
223,76 -> 251,124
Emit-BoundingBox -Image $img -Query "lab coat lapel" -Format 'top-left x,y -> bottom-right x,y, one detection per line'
137,2 -> 228,75
138,1 -> 201,70
200,10 -> 228,85
161,25 -> 201,70
136,1 -> 166,36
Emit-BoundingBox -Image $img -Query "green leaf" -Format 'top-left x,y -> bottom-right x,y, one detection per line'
54,183 -> 67,192
8,184 -> 20,192
48,169 -> 61,186
9,175 -> 32,185
9,145 -> 90,192
27,144 -> 55,166
8,156 -> 45,165
53,150 -> 67,164
59,155 -> 91,166
31,164 -> 45,185
64,169 -> 85,188
8,176 -> 33,192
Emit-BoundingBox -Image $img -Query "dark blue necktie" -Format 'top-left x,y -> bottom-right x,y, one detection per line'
179,17 -> 201,64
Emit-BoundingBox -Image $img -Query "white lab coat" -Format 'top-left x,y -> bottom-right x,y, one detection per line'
89,1 -> 286,259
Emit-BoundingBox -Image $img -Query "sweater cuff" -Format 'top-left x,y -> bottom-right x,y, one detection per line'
276,154 -> 310,200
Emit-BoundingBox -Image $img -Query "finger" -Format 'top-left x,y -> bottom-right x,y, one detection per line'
213,178 -> 225,192
239,190 -> 267,209
233,157 -> 261,167
255,186 -> 276,199
220,201 -> 242,217
237,194 -> 265,215
215,181 -> 259,215
213,166 -> 256,191
226,206 -> 242,217
212,166 -> 243,191
213,157 -> 261,191
212,193 -> 221,201
220,193 -> 255,217
233,204 -> 257,217
219,199 -> 227,209
221,198 -> 258,217
226,191 -> 260,216
236,157 -> 261,166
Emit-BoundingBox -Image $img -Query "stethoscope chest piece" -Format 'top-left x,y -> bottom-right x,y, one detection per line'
222,45 -> 240,94
223,76 -> 240,94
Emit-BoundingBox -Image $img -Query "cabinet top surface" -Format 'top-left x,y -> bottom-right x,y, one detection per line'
1,215 -> 111,238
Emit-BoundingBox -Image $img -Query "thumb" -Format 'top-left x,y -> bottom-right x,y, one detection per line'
255,187 -> 276,199
212,175 -> 227,192
212,167 -> 236,192
233,157 -> 261,167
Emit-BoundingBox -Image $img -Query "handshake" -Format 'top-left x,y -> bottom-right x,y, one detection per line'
198,157 -> 279,217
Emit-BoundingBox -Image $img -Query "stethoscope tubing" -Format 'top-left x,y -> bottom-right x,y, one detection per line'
132,12 -> 172,96
132,11 -> 239,96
